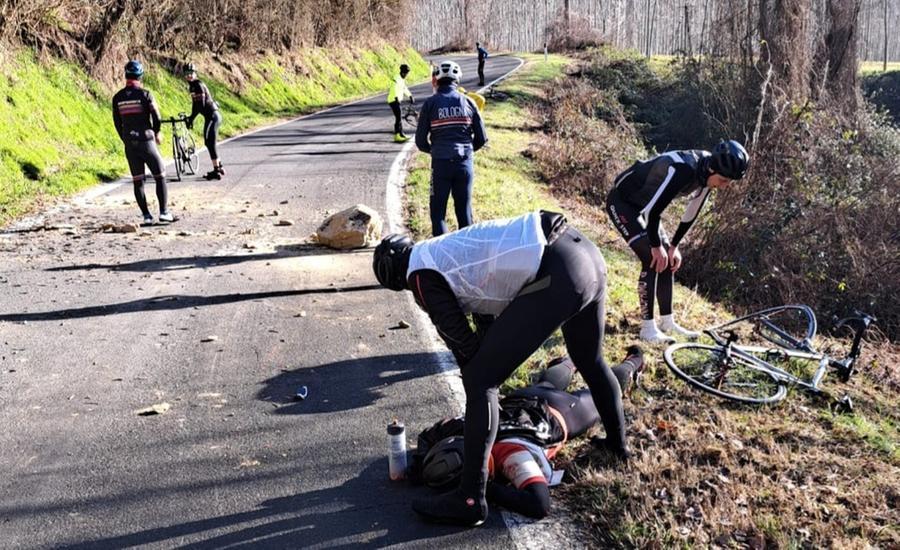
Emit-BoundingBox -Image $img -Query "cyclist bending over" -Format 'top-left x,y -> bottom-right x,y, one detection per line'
605,140 -> 749,343
373,211 -> 628,526
183,64 -> 224,180
112,60 -> 173,224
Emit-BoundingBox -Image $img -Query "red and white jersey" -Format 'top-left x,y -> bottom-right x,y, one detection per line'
491,437 -> 552,489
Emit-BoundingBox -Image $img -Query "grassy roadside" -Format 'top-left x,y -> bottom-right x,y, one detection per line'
403,54 -> 899,547
0,43 -> 429,224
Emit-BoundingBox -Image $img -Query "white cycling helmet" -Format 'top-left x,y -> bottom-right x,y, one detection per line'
435,60 -> 462,83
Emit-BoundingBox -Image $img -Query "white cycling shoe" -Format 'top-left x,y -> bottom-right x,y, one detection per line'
640,320 -> 676,344
658,314 -> 700,340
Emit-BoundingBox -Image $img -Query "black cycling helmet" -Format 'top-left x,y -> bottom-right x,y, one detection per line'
124,60 -> 144,79
399,64 -> 410,74
373,234 -> 413,291
710,140 -> 750,180
183,63 -> 196,76
422,436 -> 466,490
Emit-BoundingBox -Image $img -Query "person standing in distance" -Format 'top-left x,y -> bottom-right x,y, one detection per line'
605,140 -> 750,343
112,60 -> 173,224
415,60 -> 487,236
372,211 -> 629,526
388,63 -> 414,143
183,64 -> 224,180
476,42 -> 488,86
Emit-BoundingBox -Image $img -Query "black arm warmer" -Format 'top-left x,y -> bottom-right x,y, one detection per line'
409,269 -> 480,366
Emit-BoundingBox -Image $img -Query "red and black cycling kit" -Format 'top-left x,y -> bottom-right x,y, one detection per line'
112,81 -> 168,217
187,79 -> 221,161
605,150 -> 711,320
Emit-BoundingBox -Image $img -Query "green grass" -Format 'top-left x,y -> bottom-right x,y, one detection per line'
830,411 -> 899,462
0,44 -> 429,224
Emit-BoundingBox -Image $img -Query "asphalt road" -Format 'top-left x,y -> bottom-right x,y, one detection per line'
0,55 -> 525,548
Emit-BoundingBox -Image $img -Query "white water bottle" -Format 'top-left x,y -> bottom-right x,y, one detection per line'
387,420 -> 407,480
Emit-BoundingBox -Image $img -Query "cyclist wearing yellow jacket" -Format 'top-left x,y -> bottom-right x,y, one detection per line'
388,64 -> 414,143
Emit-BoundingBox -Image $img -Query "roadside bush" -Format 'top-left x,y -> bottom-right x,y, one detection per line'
682,102 -> 900,339
530,73 -> 645,204
545,13 -> 605,52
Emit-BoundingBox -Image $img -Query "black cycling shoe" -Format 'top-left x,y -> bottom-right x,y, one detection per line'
204,169 -> 221,180
412,488 -> 488,527
624,344 -> 645,395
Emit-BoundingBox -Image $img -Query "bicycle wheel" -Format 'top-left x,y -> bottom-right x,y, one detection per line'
664,343 -> 787,404
172,135 -> 184,182
403,108 -> 418,129
183,131 -> 199,175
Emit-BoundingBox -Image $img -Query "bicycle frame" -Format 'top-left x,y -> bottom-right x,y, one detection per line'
703,305 -> 875,394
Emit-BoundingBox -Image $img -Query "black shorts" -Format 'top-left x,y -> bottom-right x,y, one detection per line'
605,188 -> 668,247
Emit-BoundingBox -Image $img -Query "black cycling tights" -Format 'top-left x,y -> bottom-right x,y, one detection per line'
133,175 -> 167,217
204,112 -> 222,161
458,227 -> 625,499
630,237 -> 674,320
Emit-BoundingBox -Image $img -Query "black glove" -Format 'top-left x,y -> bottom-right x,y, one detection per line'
409,96 -> 415,105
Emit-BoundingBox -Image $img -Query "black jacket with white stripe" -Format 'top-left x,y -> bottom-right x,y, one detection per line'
613,150 -> 712,247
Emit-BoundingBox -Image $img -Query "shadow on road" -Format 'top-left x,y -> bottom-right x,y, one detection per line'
258,352 -> 447,415
0,285 -> 383,322
63,460 -> 488,549
46,244 -> 364,273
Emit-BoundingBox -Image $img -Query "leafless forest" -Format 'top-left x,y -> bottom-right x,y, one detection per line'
411,0 -> 900,63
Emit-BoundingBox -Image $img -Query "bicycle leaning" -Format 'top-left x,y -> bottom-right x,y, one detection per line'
663,305 -> 876,405
160,112 -> 199,181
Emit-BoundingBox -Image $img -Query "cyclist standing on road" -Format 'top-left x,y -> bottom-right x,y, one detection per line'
183,64 -> 224,180
476,42 -> 488,86
388,64 -> 414,143
605,140 -> 749,343
415,60 -> 487,236
112,60 -> 173,224
373,211 -> 629,526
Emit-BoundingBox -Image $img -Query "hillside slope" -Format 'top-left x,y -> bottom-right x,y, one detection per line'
0,44 -> 429,223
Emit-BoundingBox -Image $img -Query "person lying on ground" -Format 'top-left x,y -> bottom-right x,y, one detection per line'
411,349 -> 644,519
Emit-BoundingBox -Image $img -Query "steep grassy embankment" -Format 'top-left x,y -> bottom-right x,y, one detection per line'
0,44 -> 429,224
404,54 -> 899,548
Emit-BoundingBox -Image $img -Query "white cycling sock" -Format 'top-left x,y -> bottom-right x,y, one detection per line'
640,319 -> 675,344
658,314 -> 700,339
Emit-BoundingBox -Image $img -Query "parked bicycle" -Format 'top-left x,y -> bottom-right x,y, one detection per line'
160,112 -> 199,181
663,305 -> 875,405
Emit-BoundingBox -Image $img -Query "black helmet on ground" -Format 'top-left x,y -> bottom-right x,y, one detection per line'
710,140 -> 750,180
373,233 -> 413,291
422,436 -> 466,490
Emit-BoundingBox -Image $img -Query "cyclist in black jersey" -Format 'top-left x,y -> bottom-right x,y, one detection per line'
183,64 -> 224,180
112,60 -> 173,224
605,140 -> 749,343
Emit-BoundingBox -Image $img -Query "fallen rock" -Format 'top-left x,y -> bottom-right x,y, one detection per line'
314,204 -> 382,249
275,219 -> 295,227
101,223 -> 140,234
136,402 -> 171,416
201,335 -> 219,343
